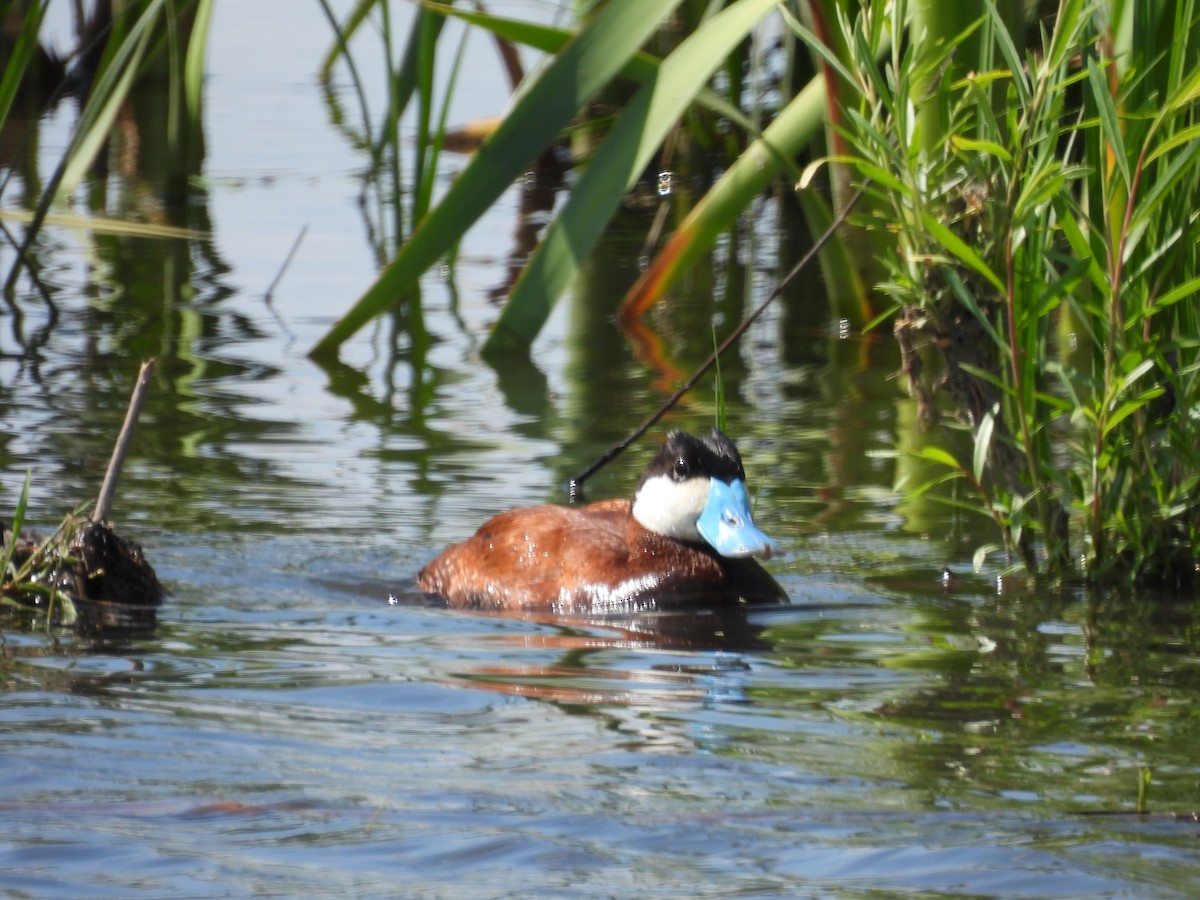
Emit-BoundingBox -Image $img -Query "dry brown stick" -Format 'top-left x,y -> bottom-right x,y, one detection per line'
93,359 -> 155,524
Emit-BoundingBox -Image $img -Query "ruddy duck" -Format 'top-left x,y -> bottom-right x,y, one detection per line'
418,428 -> 786,611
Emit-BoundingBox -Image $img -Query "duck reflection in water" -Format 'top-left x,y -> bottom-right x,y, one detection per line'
418,428 -> 786,616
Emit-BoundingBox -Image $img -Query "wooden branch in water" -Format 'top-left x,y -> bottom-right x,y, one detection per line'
93,359 -> 155,524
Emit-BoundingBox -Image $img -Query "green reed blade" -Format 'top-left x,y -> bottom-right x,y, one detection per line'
1,471 -> 31,586
437,5 -> 757,133
184,0 -> 214,126
0,0 -> 49,136
57,1 -> 165,200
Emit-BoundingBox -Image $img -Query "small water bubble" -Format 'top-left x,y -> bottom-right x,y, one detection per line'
387,594 -> 400,606
838,318 -> 851,340
657,171 -> 674,197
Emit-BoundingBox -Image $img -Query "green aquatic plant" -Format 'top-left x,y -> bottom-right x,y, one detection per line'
1,476 -> 82,630
316,0 -> 469,259
800,0 -> 1200,584
0,471 -> 32,589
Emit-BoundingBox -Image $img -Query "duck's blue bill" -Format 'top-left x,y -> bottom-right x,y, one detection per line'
696,478 -> 779,559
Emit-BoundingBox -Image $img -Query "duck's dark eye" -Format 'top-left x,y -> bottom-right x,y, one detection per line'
673,457 -> 689,480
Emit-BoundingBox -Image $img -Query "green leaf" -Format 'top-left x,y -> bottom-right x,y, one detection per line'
1055,204 -> 1108,294
483,0 -> 782,353
437,3 -> 754,131
950,135 -> 1013,164
1,471 -> 31,585
1150,275 -> 1200,310
1145,121 -> 1200,165
0,0 -> 49,131
974,407 -> 996,483
1103,388 -> 1165,438
916,446 -> 962,470
319,0 -> 377,81
972,542 -> 1001,573
942,269 -> 1007,351
1129,137 -> 1200,233
184,0 -> 214,125
780,4 -> 862,96
311,0 -> 684,358
59,1 -> 164,199
1086,58 -> 1130,189
920,212 -> 1005,293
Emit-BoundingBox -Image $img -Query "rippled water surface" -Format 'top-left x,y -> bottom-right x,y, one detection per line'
3,3 -> 1199,898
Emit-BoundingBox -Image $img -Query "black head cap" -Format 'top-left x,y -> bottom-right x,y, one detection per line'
639,428 -> 747,489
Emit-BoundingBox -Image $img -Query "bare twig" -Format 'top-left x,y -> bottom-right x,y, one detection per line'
93,359 -> 155,524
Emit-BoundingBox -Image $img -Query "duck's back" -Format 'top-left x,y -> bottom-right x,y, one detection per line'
417,499 -> 783,611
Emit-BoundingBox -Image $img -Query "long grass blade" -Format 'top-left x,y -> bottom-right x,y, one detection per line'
1087,57 -> 1131,190
1,471 -> 31,585
0,0 -> 50,134
318,0 -> 379,81
436,4 -> 757,134
184,0 -> 214,126
921,212 -> 1005,294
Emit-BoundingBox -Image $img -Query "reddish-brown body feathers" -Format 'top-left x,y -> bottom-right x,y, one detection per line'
418,499 -> 782,611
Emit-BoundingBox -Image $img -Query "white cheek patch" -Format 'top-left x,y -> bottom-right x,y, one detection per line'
631,474 -> 712,542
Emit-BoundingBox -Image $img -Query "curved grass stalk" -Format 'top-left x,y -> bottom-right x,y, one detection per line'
1,471 -> 31,587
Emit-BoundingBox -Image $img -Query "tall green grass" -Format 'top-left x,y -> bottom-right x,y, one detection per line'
800,0 -> 1200,584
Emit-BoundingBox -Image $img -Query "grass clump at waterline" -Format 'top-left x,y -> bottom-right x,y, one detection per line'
798,0 -> 1200,586
2,362 -> 165,633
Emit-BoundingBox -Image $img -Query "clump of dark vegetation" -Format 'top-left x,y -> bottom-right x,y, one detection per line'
1,361 -> 162,632
2,505 -> 163,632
